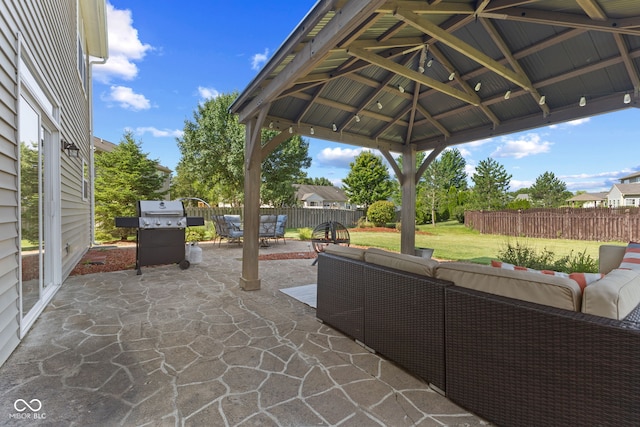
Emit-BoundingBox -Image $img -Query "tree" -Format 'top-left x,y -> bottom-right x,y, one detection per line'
470,157 -> 512,210
95,131 -> 167,239
367,200 -> 396,226
529,171 -> 571,207
342,151 -> 393,210
178,92 -> 245,206
260,130 -> 311,207
20,141 -> 40,243
177,92 -> 311,206
297,176 -> 334,186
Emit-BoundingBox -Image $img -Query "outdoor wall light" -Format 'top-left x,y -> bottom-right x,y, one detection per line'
376,101 -> 383,109
579,96 -> 587,107
624,93 -> 632,104
62,141 -> 80,158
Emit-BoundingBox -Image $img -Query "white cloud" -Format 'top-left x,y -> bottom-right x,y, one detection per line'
135,127 -> 183,138
566,117 -> 590,126
93,3 -> 153,83
492,133 -> 552,159
197,86 -> 220,100
317,147 -> 368,169
104,86 -> 151,111
251,48 -> 269,70
510,179 -> 534,191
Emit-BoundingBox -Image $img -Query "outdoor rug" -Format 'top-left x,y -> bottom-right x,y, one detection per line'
280,284 -> 317,308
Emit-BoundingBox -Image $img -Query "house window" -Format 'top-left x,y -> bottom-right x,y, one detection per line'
82,159 -> 89,200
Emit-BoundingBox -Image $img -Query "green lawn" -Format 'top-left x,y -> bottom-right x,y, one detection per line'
289,221 -> 624,265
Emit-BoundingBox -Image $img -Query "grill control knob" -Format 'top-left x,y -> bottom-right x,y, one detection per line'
155,220 -> 161,226
177,219 -> 184,227
167,220 -> 172,226
144,220 -> 150,227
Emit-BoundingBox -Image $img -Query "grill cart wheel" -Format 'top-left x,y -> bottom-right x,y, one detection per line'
311,221 -> 350,265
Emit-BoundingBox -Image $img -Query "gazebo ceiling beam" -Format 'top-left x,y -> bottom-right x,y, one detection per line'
394,9 -> 532,91
337,51 -> 418,132
479,17 -> 549,116
347,46 -> 481,105
236,0 -> 387,123
478,7 -> 640,36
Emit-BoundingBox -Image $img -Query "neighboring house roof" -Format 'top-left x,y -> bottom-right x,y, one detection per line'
568,192 -> 608,202
619,171 -> 640,182
294,185 -> 348,203
514,194 -> 529,200
611,183 -> 640,196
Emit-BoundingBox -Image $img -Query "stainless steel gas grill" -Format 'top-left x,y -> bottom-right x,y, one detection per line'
115,200 -> 204,274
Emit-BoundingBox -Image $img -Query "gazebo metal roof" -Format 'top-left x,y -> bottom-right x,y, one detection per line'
230,0 -> 640,290
231,0 -> 640,153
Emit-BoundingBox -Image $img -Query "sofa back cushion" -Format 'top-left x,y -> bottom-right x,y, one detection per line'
599,245 -> 627,274
436,262 -> 582,311
323,244 -> 366,261
364,247 -> 438,277
582,268 -> 640,319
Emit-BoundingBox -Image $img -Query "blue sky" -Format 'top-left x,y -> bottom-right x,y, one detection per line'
92,1 -> 640,194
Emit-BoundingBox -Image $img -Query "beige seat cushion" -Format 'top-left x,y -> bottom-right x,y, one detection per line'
436,262 -> 582,311
323,244 -> 366,261
582,269 -> 640,319
364,247 -> 438,277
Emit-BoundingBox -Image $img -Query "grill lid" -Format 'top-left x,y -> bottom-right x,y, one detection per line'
138,200 -> 186,217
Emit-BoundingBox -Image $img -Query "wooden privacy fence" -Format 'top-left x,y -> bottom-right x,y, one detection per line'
465,207 -> 640,242
185,207 -> 364,229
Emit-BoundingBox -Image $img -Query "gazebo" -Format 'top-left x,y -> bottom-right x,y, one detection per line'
230,0 -> 640,290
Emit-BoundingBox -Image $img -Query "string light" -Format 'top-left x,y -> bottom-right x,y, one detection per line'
448,72 -> 455,81
288,126 -> 293,133
332,123 -> 337,132
579,96 -> 586,107
538,95 -> 546,105
376,101 -> 383,109
355,114 -> 361,122
624,93 -> 631,104
474,82 -> 482,92
269,121 -> 274,129
310,127 -> 314,135
398,85 -> 405,93
504,90 -> 511,100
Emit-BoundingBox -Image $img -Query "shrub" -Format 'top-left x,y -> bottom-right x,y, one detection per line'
186,226 -> 206,242
298,227 -> 313,240
367,200 -> 396,226
497,241 -> 598,273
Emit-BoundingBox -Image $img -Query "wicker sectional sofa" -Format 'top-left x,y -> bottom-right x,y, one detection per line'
316,244 -> 640,427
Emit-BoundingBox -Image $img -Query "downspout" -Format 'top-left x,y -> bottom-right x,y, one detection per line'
88,57 -> 107,246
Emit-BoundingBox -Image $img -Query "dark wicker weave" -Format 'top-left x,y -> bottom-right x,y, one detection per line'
316,252 -> 451,390
364,263 -> 449,391
316,253 -> 366,342
445,285 -> 640,427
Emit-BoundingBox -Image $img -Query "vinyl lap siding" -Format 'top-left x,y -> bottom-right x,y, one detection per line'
0,0 -> 20,365
0,0 -> 95,365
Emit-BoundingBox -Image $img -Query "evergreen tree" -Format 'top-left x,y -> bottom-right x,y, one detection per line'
529,171 -> 571,207
94,131 -> 167,239
297,176 -> 334,186
470,157 -> 512,210
343,151 -> 393,210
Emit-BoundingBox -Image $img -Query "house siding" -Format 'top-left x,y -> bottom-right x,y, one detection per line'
0,0 -> 106,366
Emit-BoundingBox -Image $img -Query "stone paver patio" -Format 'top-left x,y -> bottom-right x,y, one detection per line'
0,241 -> 489,426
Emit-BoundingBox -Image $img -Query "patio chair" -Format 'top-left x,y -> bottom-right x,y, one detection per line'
213,214 -> 242,246
259,214 -> 277,247
274,214 -> 287,244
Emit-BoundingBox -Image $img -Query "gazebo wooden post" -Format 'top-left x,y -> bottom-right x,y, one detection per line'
240,109 -> 267,291
400,144 -> 417,255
